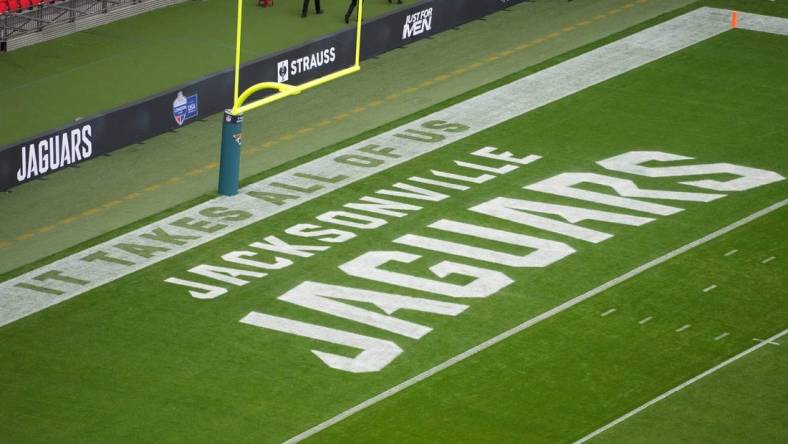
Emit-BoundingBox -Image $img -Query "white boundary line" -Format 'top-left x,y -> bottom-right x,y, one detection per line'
573,327 -> 788,443
283,199 -> 787,443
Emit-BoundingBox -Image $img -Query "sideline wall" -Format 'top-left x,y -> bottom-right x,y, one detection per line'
1,0 -> 527,190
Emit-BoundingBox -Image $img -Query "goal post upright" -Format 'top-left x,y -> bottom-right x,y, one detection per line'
218,0 -> 365,196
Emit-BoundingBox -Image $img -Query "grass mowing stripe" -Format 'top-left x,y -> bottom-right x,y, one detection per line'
573,327 -> 788,443
284,198 -> 787,443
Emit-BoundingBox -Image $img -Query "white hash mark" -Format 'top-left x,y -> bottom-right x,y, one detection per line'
753,338 -> 780,346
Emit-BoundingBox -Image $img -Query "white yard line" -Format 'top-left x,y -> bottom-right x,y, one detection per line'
714,332 -> 729,341
639,316 -> 654,325
762,256 -> 776,264
738,11 -> 788,35
702,285 -> 717,293
675,324 -> 692,333
601,308 -> 617,317
752,338 -> 780,346
724,249 -> 738,257
573,328 -> 788,444
283,199 -> 787,443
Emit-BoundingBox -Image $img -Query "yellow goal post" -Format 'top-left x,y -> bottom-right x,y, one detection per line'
218,0 -> 365,196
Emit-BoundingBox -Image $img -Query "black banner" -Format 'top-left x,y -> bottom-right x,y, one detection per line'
0,0 -> 527,191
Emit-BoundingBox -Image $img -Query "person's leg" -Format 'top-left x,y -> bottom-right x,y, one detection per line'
315,0 -> 323,14
301,0 -> 309,17
344,0 -> 357,23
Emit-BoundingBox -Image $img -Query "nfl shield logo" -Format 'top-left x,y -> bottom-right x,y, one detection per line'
277,60 -> 290,83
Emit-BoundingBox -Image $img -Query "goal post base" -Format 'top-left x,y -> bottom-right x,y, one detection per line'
218,0 -> 364,195
218,110 -> 244,196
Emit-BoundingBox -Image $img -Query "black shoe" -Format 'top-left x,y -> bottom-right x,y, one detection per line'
316,9 -> 324,14
344,14 -> 350,24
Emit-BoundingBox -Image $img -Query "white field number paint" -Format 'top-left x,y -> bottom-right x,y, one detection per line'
339,251 -> 514,299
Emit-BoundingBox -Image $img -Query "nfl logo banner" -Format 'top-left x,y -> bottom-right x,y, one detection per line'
172,91 -> 199,126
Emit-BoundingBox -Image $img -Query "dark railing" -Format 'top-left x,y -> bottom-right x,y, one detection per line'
0,0 -> 144,45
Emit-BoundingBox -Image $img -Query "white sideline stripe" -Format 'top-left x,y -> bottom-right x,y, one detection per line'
738,11 -> 788,35
601,308 -> 617,317
713,332 -> 729,341
5,7 -> 768,328
574,328 -> 788,444
639,316 -> 653,325
283,199 -> 787,443
702,284 -> 717,293
724,249 -> 738,257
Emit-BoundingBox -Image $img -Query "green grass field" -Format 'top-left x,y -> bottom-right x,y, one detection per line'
1,14 -> 786,443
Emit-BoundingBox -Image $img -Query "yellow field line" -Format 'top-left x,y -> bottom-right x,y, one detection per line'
81,208 -> 101,217
4,0 -> 645,248
37,224 -> 57,234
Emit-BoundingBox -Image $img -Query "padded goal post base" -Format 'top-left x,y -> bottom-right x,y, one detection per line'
218,110 -> 244,196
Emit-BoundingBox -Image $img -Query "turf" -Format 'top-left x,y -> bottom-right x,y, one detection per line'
0,26 -> 786,443
0,0 -> 416,147
597,343 -> 788,443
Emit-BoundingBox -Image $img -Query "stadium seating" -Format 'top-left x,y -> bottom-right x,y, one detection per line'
1,0 -> 51,13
